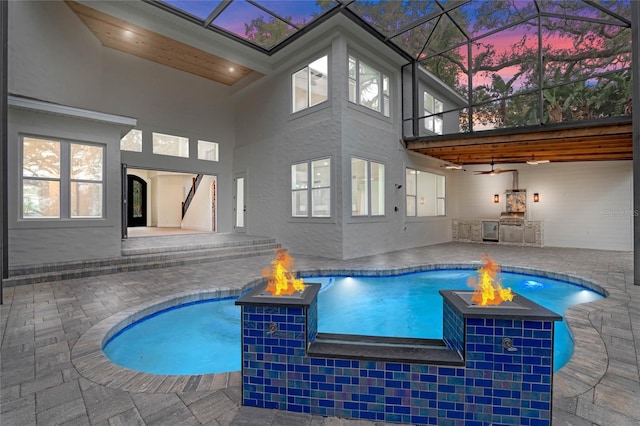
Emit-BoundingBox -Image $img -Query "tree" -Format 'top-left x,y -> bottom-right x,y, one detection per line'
244,15 -> 296,49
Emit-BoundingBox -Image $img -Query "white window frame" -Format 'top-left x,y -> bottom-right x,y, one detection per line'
21,135 -> 105,220
351,157 -> 385,217
423,91 -> 444,134
292,55 -> 329,114
405,168 -> 446,217
291,157 -> 331,218
348,55 -> 390,117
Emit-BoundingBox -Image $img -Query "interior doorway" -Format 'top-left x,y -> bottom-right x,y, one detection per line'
123,168 -> 218,237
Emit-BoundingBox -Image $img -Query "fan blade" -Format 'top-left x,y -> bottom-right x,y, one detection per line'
493,169 -> 518,174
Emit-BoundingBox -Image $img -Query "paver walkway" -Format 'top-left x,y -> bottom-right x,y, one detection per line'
1,242 -> 638,425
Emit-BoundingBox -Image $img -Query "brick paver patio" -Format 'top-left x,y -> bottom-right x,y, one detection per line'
1,242 -> 638,425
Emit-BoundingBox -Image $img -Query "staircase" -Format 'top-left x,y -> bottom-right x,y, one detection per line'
5,233 -> 280,287
182,174 -> 203,219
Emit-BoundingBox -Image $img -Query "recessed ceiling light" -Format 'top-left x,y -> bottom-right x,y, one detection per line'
228,67 -> 235,73
123,30 -> 133,37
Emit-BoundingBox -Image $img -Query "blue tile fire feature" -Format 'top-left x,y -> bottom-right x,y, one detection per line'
235,283 -> 561,425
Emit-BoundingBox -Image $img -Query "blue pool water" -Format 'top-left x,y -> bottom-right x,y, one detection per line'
103,270 -> 603,375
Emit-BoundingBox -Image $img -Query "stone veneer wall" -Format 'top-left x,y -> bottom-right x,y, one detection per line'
240,293 -> 556,425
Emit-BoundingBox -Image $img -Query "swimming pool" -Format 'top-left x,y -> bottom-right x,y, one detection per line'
103,270 -> 603,375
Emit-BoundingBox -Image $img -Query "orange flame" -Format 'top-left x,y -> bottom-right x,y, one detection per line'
262,248 -> 305,296
468,254 -> 514,306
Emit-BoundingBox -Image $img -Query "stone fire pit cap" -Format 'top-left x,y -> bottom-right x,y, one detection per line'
440,290 -> 562,321
236,283 -> 321,308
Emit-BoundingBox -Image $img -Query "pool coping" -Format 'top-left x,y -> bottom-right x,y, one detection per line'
70,263 -> 622,398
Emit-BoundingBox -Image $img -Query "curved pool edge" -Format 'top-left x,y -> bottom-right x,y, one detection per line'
70,287 -> 254,393
71,264 -> 619,398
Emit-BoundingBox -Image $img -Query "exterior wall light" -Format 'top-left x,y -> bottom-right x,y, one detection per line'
494,194 -> 500,203
533,193 -> 540,202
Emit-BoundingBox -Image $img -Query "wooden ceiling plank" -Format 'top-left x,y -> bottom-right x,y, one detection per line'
407,123 -> 632,150
66,0 -> 257,85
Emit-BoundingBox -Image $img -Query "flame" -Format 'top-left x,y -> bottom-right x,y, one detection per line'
262,248 -> 305,296
468,254 -> 514,306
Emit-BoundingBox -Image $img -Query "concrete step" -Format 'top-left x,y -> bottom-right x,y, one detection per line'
6,236 -> 280,287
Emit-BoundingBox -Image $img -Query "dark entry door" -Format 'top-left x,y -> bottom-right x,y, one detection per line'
127,175 -> 147,227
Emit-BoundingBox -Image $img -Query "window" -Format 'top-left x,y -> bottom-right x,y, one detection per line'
120,129 -> 142,152
291,158 -> 331,218
348,55 -> 390,117
351,158 -> 385,216
405,168 -> 445,217
292,55 -> 328,113
152,132 -> 189,158
198,140 -> 219,161
423,92 -> 444,134
22,136 -> 104,219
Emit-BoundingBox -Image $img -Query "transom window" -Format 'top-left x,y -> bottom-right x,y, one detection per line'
348,55 -> 390,117
198,140 -> 219,161
423,92 -> 444,134
405,168 -> 445,217
291,158 -> 331,218
292,55 -> 328,113
152,132 -> 189,158
351,158 -> 385,217
120,129 -> 142,152
22,136 -> 104,219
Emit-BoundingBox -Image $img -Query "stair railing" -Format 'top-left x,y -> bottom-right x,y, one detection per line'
181,174 -> 204,219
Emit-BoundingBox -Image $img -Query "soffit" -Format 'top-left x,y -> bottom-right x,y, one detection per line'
406,121 -> 633,165
66,1 -> 258,86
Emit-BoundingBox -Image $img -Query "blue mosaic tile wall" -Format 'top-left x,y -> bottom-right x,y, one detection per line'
464,316 -> 555,425
241,298 -> 555,425
443,300 -> 464,355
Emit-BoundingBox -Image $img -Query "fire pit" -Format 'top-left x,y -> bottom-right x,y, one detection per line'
453,290 -> 528,309
236,252 -> 562,425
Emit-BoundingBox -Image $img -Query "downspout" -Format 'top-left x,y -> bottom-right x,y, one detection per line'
1,0 -> 8,304
632,0 -> 639,285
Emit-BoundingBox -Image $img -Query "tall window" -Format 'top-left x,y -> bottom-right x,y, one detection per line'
292,55 -> 328,113
120,129 -> 142,152
22,136 -> 104,219
405,168 -> 445,217
291,158 -> 331,218
197,140 -> 219,161
152,132 -> 189,158
423,92 -> 444,134
348,55 -> 390,117
351,158 -> 385,216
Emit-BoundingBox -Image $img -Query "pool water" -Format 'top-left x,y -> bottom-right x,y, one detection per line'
103,270 -> 603,375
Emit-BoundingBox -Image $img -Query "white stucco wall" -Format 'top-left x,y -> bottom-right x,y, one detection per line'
8,0 -> 102,108
7,108 -> 126,265
234,34 -> 343,257
455,161 -> 633,251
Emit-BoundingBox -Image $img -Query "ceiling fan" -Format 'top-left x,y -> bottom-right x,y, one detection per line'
474,159 -> 517,175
